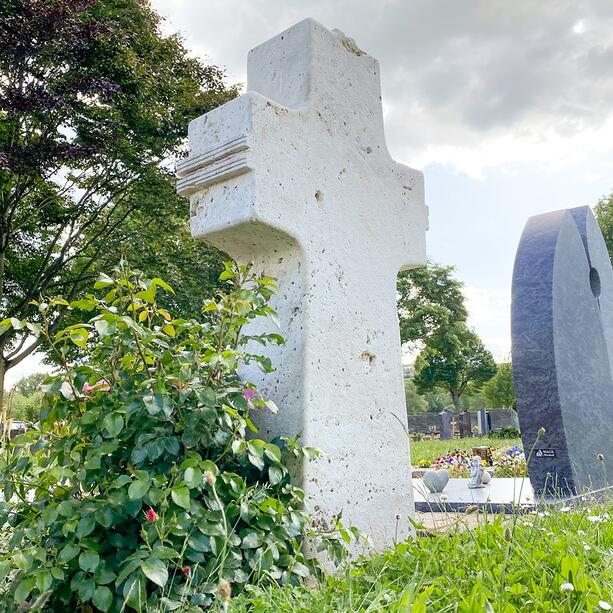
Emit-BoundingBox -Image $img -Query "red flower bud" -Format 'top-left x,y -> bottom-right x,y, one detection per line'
145,507 -> 158,522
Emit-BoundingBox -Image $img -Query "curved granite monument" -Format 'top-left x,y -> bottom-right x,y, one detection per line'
512,205 -> 613,497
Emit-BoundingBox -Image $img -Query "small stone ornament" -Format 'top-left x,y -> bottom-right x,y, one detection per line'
422,469 -> 449,493
481,470 -> 492,485
468,455 -> 486,489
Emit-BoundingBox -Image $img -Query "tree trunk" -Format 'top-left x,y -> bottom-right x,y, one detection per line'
450,388 -> 462,412
0,355 -> 6,440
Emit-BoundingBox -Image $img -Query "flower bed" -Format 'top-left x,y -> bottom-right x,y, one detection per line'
426,444 -> 527,477
492,444 -> 527,477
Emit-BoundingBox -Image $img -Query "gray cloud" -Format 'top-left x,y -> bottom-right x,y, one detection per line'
372,1 -> 613,141
153,0 -> 613,168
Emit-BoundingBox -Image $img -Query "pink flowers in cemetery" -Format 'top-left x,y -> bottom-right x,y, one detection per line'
429,445 -> 527,478
82,379 -> 111,393
145,507 -> 158,523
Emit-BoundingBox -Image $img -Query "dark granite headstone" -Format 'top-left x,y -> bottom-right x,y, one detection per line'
512,205 -> 613,497
488,408 -> 520,432
458,411 -> 472,438
477,408 -> 490,435
439,410 -> 452,440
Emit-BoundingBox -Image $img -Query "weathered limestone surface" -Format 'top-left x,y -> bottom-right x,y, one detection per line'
178,18 -> 428,549
512,206 -> 613,497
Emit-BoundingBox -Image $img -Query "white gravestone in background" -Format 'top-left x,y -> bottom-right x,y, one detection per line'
177,18 -> 428,550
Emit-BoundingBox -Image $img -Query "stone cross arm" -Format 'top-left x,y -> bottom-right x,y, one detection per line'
177,18 -> 427,271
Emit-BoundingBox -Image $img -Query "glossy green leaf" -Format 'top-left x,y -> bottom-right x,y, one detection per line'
79,550 -> 100,572
92,585 -> 113,612
58,544 -> 80,563
69,327 -> 89,348
123,574 -> 146,610
128,480 -> 150,500
268,464 -> 283,485
183,467 -> 202,489
94,273 -> 114,289
140,557 -> 168,588
76,515 -> 96,538
103,413 -> 124,437
35,570 -> 52,592
171,486 -> 191,510
241,531 -> 264,549
14,576 -> 35,604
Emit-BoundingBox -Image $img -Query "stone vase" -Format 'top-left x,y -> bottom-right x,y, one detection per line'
423,469 -> 449,493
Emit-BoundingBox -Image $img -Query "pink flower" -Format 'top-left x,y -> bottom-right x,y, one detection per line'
243,388 -> 256,401
145,508 -> 158,522
82,379 -> 111,393
181,567 -> 190,576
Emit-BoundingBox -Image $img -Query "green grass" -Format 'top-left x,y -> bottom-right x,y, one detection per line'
231,503 -> 613,612
410,437 -> 523,466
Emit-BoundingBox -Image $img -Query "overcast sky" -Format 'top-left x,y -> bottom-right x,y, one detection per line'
152,0 -> 613,361
10,0 -> 613,386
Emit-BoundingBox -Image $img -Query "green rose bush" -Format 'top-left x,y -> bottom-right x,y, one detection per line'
0,263 -> 351,611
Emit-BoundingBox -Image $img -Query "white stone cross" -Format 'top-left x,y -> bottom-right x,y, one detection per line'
177,18 -> 428,550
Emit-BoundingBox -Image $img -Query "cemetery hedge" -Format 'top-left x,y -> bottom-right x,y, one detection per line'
0,264 -> 348,611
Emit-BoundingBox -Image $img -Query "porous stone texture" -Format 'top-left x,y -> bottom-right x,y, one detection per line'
177,18 -> 428,550
512,206 -> 613,497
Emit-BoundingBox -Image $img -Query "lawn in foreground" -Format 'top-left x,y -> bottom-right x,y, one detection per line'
410,437 -> 524,466
233,503 -> 613,612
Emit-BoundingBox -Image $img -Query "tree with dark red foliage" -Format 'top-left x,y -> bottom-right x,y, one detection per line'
0,0 -> 237,401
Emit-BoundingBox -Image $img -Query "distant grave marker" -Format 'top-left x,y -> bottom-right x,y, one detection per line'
459,411 -> 472,438
439,410 -> 452,440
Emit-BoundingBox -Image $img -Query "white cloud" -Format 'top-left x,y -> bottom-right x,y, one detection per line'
153,0 -> 613,176
463,286 -> 512,361
463,286 -> 510,326
5,352 -> 51,389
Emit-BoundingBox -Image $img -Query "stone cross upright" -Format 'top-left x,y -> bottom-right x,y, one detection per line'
177,18 -> 428,549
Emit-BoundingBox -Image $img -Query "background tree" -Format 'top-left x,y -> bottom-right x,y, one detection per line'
0,0 -> 237,401
413,323 -> 497,411
481,362 -> 516,409
399,261 -> 496,411
12,371 -> 46,397
595,192 -> 613,260
6,372 -> 45,422
423,388 -> 453,412
404,379 -> 428,415
397,261 -> 468,348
